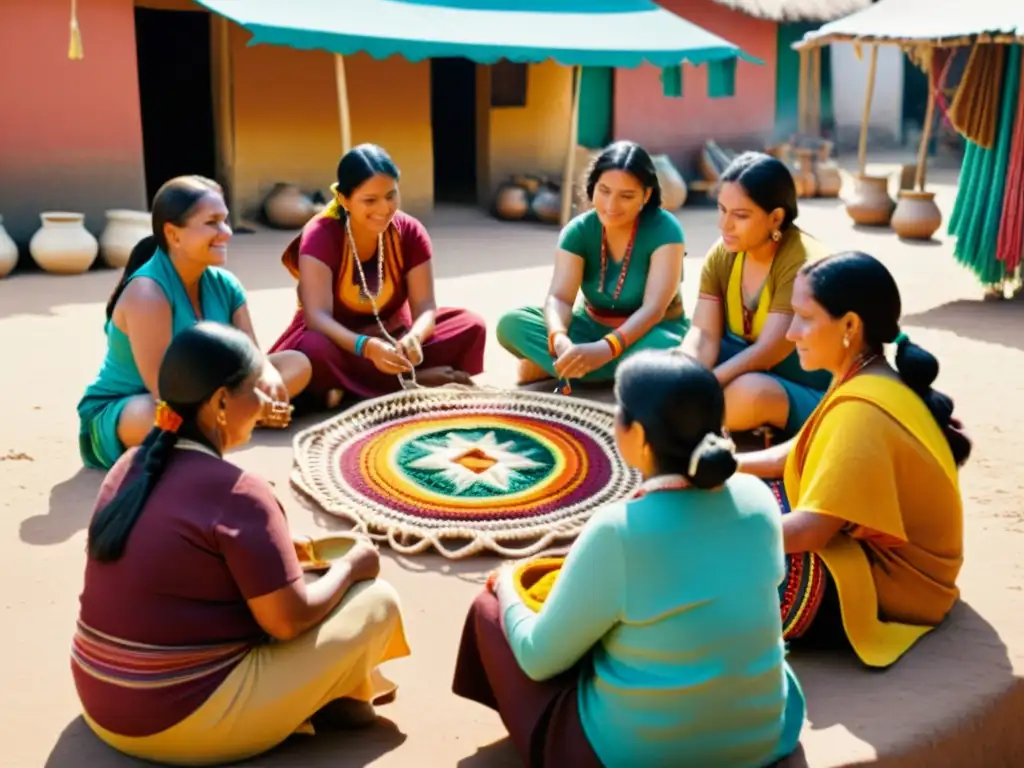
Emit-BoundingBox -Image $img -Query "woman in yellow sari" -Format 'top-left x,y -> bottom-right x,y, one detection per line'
738,251 -> 971,668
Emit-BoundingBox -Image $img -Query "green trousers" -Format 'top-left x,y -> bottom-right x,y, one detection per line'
496,305 -> 689,383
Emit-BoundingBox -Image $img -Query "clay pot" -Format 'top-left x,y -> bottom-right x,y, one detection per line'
815,162 -> 843,198
100,209 -> 152,268
0,215 -> 17,279
494,183 -> 530,221
29,212 -> 99,275
263,183 -> 316,229
652,154 -> 688,210
891,190 -> 943,240
531,185 -> 562,224
844,174 -> 896,226
793,149 -> 818,198
511,174 -> 544,196
816,140 -> 834,164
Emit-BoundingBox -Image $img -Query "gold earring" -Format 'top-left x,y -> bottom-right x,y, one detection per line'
771,229 -> 782,243
842,336 -> 851,349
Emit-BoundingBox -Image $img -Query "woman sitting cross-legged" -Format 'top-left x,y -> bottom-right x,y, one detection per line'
269,143 -> 487,409
452,349 -> 805,768
737,251 -> 970,668
77,175 -> 311,471
680,151 -> 831,437
497,141 -> 687,390
73,322 -> 410,766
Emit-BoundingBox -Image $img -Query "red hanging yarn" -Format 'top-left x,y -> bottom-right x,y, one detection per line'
996,58 -> 1024,273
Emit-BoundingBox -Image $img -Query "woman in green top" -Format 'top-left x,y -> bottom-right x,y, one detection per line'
681,152 -> 831,436
496,141 -> 687,389
77,176 -> 312,470
453,350 -> 805,767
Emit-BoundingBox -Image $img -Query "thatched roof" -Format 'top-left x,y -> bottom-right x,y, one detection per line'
710,0 -> 873,22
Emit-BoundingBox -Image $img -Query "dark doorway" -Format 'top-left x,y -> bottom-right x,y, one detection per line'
430,58 -> 478,204
134,8 -> 218,204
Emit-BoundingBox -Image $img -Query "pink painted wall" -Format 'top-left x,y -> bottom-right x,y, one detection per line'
0,0 -> 146,248
613,0 -> 778,176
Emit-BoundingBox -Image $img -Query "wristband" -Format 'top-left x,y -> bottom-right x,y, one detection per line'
603,330 -> 627,358
354,334 -> 370,357
548,330 -> 568,358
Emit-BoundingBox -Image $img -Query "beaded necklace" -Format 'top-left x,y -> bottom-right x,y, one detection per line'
598,217 -> 640,303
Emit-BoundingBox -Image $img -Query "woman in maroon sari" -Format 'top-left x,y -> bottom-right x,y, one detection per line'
270,144 -> 487,409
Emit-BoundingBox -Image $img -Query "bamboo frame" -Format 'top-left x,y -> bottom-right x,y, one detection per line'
797,49 -> 810,134
794,32 -> 1020,52
560,65 -> 583,227
334,54 -> 353,157
914,48 -> 942,191
212,16 -> 238,226
857,44 -> 879,175
809,46 -> 822,136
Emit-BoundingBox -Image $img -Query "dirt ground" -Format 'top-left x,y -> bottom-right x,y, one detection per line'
1,158 -> 1022,767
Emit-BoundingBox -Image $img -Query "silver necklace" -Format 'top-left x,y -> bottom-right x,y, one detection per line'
345,217 -> 416,389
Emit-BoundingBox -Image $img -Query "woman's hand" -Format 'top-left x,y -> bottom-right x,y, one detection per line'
396,333 -> 425,367
257,388 -> 293,429
553,341 -> 613,380
363,338 -> 414,375
342,538 -> 381,583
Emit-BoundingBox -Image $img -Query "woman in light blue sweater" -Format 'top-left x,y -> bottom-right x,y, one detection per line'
452,349 -> 805,767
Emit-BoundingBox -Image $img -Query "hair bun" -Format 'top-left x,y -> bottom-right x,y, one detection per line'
687,432 -> 736,478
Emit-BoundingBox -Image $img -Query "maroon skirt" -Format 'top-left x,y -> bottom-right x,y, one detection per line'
451,590 -> 603,768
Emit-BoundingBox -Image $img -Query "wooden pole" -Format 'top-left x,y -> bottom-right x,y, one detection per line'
797,49 -> 809,134
915,49 -> 938,191
560,65 -> 584,226
334,54 -> 353,156
857,45 -> 879,176
810,47 -> 822,137
214,17 -> 238,226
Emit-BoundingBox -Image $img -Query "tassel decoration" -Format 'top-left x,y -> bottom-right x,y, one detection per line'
68,0 -> 84,60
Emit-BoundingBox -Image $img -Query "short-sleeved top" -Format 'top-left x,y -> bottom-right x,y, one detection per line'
297,210 -> 432,328
73,446 -> 303,737
699,227 -> 828,342
79,249 -> 247,403
557,208 -> 685,317
497,475 -> 804,767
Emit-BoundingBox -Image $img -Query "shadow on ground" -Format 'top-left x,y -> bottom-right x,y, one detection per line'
903,297 -> 1024,351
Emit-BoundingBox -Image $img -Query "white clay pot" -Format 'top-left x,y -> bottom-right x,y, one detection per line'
0,215 -> 17,279
100,209 -> 152,268
29,212 -> 99,275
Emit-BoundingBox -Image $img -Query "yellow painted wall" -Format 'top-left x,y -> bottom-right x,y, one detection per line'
483,61 -> 573,195
227,40 -> 434,220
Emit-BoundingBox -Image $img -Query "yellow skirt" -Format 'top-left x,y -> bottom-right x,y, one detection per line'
83,578 -> 410,766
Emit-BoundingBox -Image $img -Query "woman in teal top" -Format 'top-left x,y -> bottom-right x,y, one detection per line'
496,141 -> 688,391
77,176 -> 312,470
452,350 -> 805,768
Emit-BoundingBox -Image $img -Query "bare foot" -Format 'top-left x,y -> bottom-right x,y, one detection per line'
325,388 -> 344,409
516,359 -> 551,385
416,366 -> 475,387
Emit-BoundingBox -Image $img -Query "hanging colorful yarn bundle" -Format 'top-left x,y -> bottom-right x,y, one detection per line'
995,54 -> 1024,282
68,0 -> 84,61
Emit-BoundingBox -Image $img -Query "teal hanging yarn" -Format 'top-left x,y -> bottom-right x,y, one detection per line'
949,44 -> 1022,287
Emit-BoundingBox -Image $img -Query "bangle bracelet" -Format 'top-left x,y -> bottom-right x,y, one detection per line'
354,334 -> 370,357
548,330 -> 568,357
603,330 -> 627,358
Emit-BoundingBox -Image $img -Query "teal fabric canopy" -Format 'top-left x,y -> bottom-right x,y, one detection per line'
197,0 -> 761,67
800,0 -> 1024,47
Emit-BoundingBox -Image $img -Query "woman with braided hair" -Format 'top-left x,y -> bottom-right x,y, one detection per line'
73,322 -> 410,765
738,251 -> 970,668
269,143 -> 487,409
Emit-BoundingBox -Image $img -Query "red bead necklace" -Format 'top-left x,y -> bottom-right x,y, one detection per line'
598,217 -> 640,303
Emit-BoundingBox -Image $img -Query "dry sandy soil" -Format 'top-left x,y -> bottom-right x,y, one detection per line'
1,159 -> 1022,767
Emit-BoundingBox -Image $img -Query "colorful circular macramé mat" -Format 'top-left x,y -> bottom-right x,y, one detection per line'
291,387 -> 640,558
